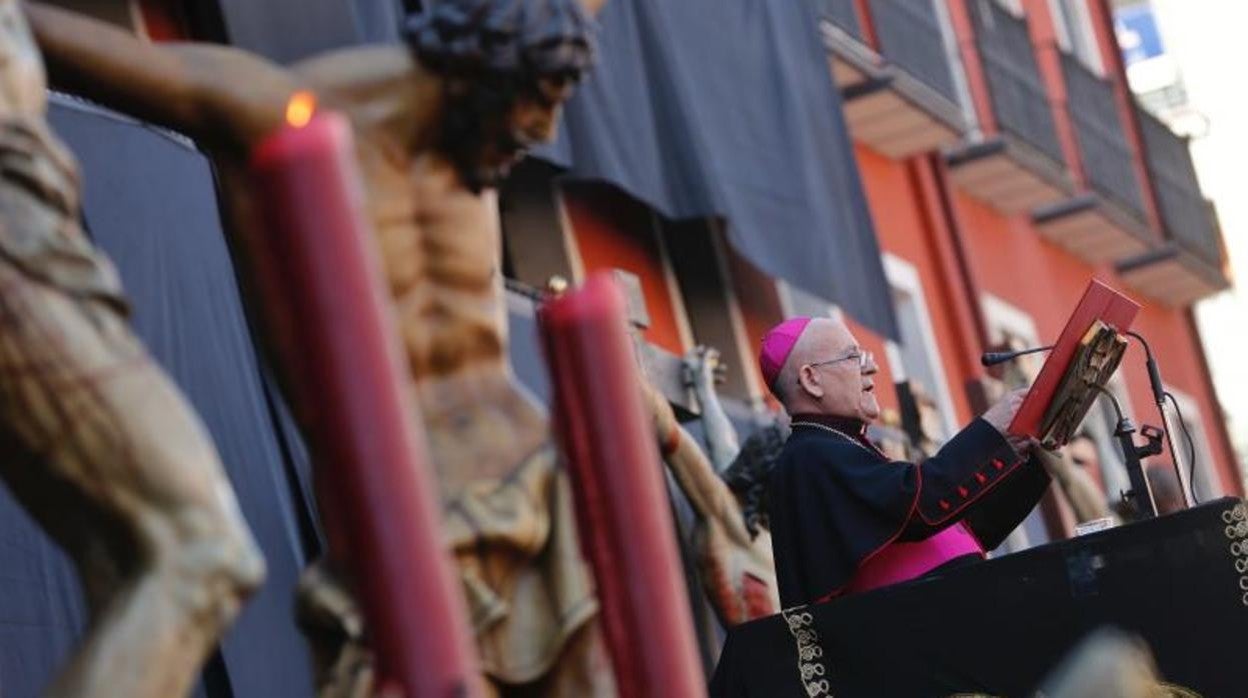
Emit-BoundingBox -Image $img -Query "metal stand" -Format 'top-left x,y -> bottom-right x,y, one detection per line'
1116,417 -> 1165,520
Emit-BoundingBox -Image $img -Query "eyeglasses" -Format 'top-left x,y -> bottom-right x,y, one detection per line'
806,348 -> 874,372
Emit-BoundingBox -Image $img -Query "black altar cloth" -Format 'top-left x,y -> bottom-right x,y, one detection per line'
712,497 -> 1248,697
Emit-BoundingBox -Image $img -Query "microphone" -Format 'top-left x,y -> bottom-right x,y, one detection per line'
980,344 -> 1054,367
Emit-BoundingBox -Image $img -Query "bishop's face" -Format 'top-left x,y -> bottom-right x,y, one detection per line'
798,319 -> 882,423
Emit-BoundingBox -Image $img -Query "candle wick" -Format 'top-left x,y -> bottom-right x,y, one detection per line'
286,91 -> 317,128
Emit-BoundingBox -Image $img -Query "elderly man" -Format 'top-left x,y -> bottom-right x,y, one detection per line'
761,316 -> 1052,608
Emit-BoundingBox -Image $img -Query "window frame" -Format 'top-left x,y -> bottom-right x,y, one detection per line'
1163,386 -> 1222,503
882,253 -> 959,440
1048,0 -> 1105,75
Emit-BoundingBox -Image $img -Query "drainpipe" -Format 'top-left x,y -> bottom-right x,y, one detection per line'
851,0 -> 880,50
1089,0 -> 1164,235
1026,0 -> 1087,188
913,153 -> 991,384
946,0 -> 999,135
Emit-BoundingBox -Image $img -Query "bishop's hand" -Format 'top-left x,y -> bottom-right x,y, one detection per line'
982,387 -> 1033,455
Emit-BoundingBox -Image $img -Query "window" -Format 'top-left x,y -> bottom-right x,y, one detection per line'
662,219 -> 762,403
1073,373 -> 1135,507
979,293 -> 1048,552
499,160 -> 583,289
1165,388 -> 1222,502
934,0 -> 983,137
980,293 -> 1044,389
561,182 -> 692,356
1049,0 -> 1104,74
994,0 -> 1024,18
882,254 -> 958,442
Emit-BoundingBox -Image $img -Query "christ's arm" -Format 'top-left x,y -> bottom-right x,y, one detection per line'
580,0 -> 607,14
641,381 -> 753,547
684,347 -> 740,473
26,2 -> 296,150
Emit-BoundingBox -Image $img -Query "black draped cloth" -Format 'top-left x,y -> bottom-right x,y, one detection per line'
768,416 -> 1050,607
536,0 -> 898,339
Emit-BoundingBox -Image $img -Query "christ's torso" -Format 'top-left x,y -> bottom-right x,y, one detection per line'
349,112 -> 547,490
356,135 -> 508,383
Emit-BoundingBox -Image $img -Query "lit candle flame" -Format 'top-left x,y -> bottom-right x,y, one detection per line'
286,91 -> 317,128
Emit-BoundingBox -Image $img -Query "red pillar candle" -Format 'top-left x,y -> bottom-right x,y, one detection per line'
249,96 -> 479,697
538,273 -> 705,698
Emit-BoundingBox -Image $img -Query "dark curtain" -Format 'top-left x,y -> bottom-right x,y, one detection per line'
207,0 -> 388,62
536,0 -> 898,339
192,0 -> 898,336
189,0 -> 897,336
0,485 -> 86,697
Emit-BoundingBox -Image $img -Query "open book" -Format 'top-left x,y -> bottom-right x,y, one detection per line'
1008,279 -> 1140,446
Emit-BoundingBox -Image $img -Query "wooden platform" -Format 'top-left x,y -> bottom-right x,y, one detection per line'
819,20 -> 880,88
1118,244 -> 1231,307
841,73 -> 964,160
945,136 -> 1071,213
1032,194 -> 1155,264
821,22 -> 966,160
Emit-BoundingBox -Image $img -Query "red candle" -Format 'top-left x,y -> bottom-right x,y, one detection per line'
538,273 -> 705,698
249,95 -> 479,697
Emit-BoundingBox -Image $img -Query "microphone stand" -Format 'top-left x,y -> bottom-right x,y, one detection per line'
980,345 -> 1054,367
1088,383 -> 1162,521
981,344 -> 1165,521
1110,411 -> 1163,520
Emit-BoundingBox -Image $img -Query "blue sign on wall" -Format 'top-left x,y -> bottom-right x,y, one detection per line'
1115,4 -> 1165,66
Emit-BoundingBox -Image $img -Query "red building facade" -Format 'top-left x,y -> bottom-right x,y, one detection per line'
502,0 -> 1241,543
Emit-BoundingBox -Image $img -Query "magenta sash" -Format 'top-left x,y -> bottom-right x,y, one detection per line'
845,523 -> 984,595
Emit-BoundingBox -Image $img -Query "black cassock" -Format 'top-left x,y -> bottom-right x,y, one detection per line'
767,415 -> 1051,608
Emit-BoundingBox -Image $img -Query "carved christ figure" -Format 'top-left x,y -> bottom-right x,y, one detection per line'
641,348 -> 780,626
25,0 -> 611,693
685,346 -> 740,473
0,2 -> 264,696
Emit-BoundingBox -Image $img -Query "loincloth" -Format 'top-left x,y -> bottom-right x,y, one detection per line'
442,442 -> 599,685
0,118 -> 127,312
0,118 -> 151,459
